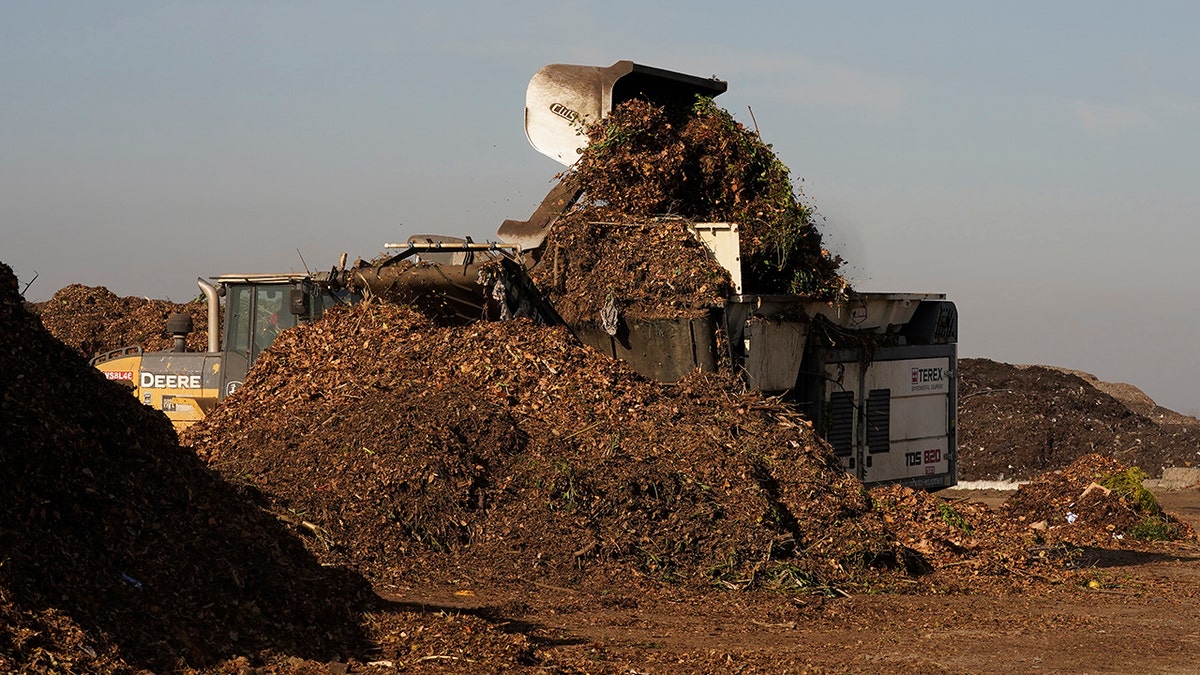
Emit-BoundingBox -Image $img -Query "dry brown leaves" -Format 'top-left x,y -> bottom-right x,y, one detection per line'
870,485 -> 1088,593
1002,453 -> 1193,547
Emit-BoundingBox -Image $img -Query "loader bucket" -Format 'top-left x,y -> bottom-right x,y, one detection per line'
524,60 -> 727,166
500,61 -> 727,251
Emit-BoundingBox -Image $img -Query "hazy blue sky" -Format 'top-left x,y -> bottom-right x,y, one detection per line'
3,2 -> 1198,413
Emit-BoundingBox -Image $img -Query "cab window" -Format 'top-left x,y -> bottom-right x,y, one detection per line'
252,287 -> 295,356
227,286 -> 253,356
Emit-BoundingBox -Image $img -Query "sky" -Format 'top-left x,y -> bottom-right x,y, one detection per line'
3,1 -> 1198,413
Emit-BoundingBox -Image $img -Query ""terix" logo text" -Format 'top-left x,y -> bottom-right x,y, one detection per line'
911,367 -> 944,384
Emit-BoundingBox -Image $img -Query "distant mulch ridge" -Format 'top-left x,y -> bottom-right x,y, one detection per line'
33,283 -> 209,358
957,358 -> 1200,481
1036,364 -> 1196,424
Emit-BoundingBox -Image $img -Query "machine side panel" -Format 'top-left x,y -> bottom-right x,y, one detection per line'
822,360 -> 862,478
743,318 -> 808,391
858,348 -> 956,488
818,345 -> 956,489
92,352 -> 142,389
571,316 -> 719,382
136,353 -> 221,429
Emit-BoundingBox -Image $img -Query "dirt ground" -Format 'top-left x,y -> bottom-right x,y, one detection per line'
385,485 -> 1200,674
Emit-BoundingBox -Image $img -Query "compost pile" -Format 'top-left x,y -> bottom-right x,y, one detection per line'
871,451 -> 1195,592
0,262 -> 534,673
33,283 -> 209,358
1001,454 -> 1192,547
869,485 -> 1087,591
185,301 -> 931,594
958,359 -> 1200,481
530,98 -> 848,325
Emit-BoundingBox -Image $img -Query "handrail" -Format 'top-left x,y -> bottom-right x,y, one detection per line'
89,345 -> 143,365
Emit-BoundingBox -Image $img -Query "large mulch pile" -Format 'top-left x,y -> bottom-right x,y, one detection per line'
33,283 -> 210,358
182,302 -> 1179,602
530,98 -> 848,326
958,358 -> 1200,481
184,301 -> 924,595
0,262 -> 535,674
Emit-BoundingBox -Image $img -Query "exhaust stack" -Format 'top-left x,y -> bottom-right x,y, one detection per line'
197,278 -> 220,353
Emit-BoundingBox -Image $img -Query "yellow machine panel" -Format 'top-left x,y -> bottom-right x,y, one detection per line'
92,346 -> 221,430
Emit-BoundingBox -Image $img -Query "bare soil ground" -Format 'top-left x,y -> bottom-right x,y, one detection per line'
388,485 -> 1200,674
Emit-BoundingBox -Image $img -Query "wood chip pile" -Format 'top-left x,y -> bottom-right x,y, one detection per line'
33,283 -> 210,358
531,98 -> 848,325
184,302 -> 933,594
870,485 -> 1082,591
958,359 -> 1200,480
1001,454 -> 1192,547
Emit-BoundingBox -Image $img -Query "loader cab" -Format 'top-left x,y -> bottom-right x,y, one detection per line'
215,274 -> 332,399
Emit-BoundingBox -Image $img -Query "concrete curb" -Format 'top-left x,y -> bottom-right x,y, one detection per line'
1144,467 -> 1200,492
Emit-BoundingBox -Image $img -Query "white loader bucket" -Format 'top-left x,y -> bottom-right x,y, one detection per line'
523,60 -> 727,166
